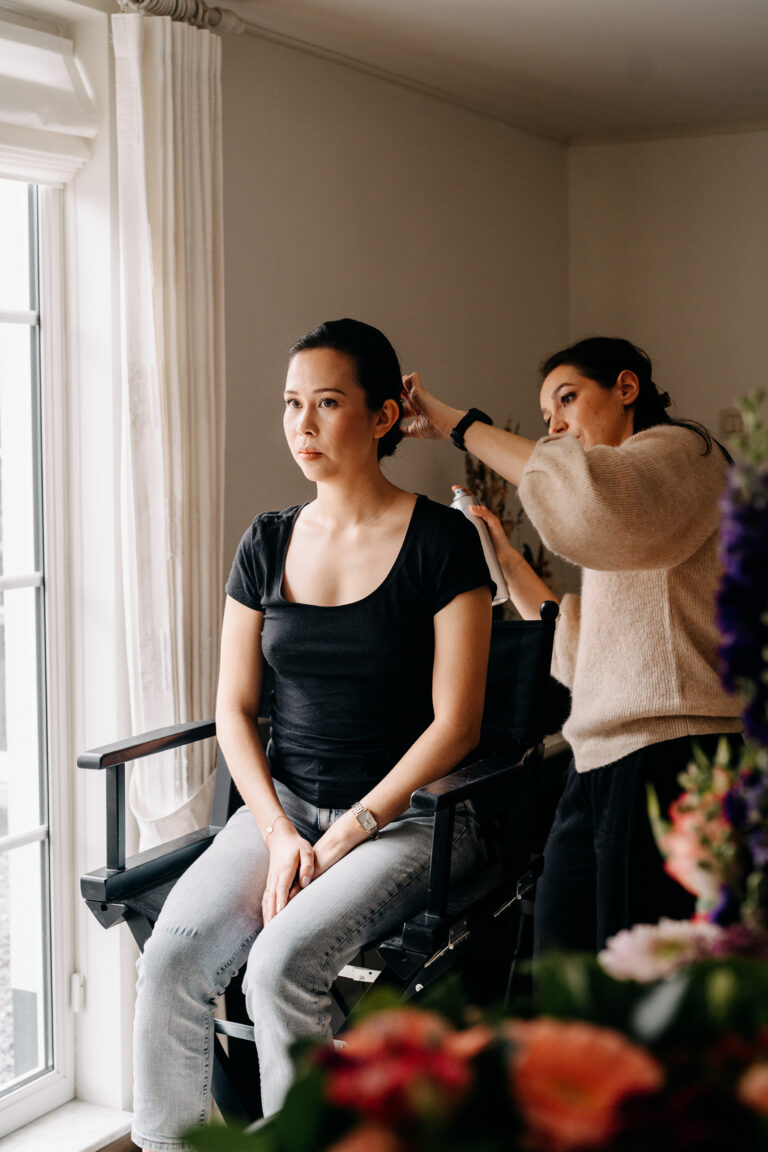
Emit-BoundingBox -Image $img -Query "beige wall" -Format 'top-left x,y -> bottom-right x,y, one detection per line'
568,130 -> 768,433
220,33 -> 568,568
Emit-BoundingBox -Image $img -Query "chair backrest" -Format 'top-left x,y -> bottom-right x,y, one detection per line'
480,601 -> 559,752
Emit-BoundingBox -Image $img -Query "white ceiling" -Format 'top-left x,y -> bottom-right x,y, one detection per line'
227,0 -> 768,141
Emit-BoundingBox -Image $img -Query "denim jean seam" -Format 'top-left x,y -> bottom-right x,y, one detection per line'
212,926 -> 261,994
316,817 -> 475,994
131,1128 -> 192,1152
314,822 -> 477,989
316,856 -> 430,984
199,1010 -> 212,1124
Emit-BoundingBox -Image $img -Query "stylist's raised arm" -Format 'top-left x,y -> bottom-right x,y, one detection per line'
401,370 -> 536,484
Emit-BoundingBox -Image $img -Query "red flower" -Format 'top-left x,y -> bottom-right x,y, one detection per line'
319,1009 -> 474,1126
507,1018 -> 663,1151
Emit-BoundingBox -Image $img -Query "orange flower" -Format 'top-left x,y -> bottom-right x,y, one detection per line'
507,1018 -> 663,1151
738,1062 -> 768,1117
326,1123 -> 409,1152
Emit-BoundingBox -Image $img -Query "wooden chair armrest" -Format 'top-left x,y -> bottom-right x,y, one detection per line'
77,718 -> 217,769
81,826 -> 220,904
409,744 -> 533,812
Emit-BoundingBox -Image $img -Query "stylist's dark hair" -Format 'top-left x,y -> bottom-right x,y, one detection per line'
290,319 -> 404,459
540,336 -> 729,459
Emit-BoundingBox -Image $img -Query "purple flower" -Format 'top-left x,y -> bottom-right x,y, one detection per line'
709,885 -> 742,927
717,462 -> 768,746
723,789 -> 748,829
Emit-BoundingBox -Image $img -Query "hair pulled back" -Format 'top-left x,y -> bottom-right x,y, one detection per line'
290,319 -> 404,460
540,336 -> 721,455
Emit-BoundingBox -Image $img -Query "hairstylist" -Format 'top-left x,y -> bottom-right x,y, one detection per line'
401,337 -> 742,954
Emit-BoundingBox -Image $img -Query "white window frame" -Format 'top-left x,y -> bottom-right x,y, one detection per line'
0,181 -> 75,1138
0,0 -> 137,1137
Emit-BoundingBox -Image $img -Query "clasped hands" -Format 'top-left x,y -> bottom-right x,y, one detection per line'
261,809 -> 367,926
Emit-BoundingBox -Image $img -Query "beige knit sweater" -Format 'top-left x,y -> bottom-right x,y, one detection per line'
519,424 -> 742,773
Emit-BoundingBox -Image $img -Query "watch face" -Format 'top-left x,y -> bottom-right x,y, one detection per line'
359,809 -> 376,832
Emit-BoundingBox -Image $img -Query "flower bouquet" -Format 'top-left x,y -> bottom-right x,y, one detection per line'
645,391 -> 768,945
187,961 -> 768,1152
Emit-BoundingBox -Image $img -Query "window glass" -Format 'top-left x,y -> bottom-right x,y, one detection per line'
0,179 -> 50,1103
0,841 -> 51,1088
0,182 -> 33,312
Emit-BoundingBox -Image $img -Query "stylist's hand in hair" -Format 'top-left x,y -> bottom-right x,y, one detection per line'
401,372 -> 464,440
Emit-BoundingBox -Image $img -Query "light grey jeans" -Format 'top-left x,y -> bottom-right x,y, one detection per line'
131,779 -> 484,1152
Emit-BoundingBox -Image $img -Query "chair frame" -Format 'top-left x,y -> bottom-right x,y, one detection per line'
79,601 -> 560,1122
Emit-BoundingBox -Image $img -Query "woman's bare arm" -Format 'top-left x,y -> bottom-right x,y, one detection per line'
215,595 -> 316,922
470,504 -> 558,620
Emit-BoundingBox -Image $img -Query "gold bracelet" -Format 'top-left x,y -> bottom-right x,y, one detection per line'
264,813 -> 290,838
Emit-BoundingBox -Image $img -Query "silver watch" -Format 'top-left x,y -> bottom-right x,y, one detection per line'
350,801 -> 379,840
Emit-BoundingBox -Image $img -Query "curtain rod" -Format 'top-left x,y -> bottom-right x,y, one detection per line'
118,0 -> 245,34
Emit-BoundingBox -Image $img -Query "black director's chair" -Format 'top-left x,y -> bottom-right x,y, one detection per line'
79,601 -> 561,1124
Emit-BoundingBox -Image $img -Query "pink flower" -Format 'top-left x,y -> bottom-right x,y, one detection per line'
507,1018 -> 663,1151
659,796 -> 729,904
598,918 -> 725,982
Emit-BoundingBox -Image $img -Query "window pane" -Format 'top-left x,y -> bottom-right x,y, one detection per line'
0,840 -> 51,1094
0,320 -> 38,577
0,587 -> 44,832
0,184 -> 32,312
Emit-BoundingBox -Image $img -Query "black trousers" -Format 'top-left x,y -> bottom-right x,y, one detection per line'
533,734 -> 737,955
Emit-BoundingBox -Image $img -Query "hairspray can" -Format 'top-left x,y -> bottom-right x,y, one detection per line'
450,486 -> 509,606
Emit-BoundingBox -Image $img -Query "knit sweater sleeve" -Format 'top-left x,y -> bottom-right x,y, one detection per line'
518,425 -> 727,572
550,592 -> 580,690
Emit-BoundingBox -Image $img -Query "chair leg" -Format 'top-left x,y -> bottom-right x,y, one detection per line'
211,1035 -> 261,1126
504,894 -> 535,1009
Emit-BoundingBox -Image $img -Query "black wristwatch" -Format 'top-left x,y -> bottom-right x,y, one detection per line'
450,407 -> 493,451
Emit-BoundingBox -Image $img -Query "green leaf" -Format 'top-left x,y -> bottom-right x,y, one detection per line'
273,1064 -> 337,1152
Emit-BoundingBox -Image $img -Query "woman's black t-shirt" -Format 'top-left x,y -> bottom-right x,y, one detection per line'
225,494 -> 492,807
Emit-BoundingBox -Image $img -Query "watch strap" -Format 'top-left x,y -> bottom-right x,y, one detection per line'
450,407 -> 493,451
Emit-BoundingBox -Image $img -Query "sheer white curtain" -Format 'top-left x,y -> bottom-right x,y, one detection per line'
112,13 -> 226,847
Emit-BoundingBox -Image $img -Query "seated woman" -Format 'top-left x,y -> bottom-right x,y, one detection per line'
130,318 -> 493,1151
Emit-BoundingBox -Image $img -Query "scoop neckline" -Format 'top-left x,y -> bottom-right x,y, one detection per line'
277,493 -> 423,609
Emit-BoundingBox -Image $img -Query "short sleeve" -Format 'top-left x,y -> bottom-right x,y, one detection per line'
225,518 -> 266,611
426,502 -> 493,614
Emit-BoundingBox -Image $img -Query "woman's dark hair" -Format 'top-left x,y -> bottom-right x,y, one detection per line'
289,319 -> 403,460
540,336 -> 729,459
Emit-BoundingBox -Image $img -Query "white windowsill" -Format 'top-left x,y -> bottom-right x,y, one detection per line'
0,1101 -> 131,1151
